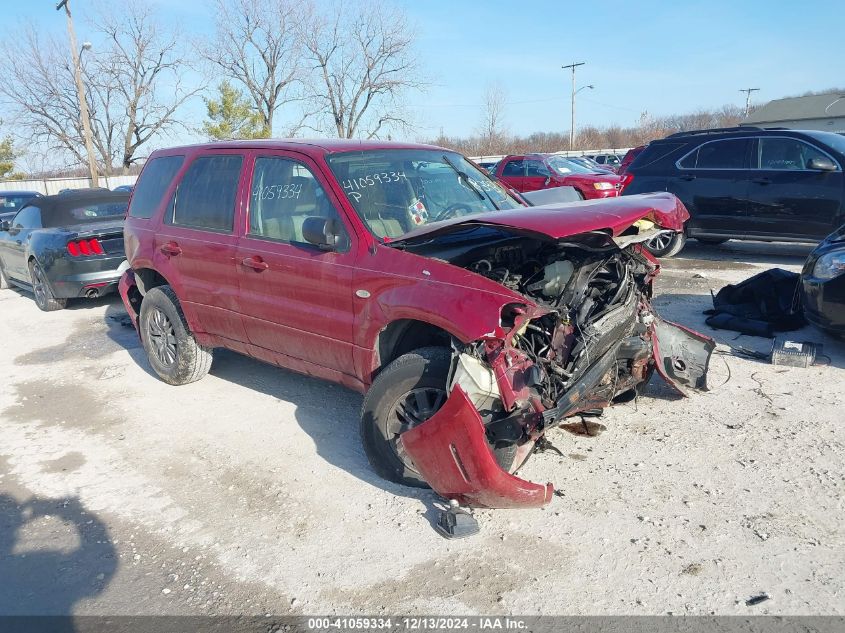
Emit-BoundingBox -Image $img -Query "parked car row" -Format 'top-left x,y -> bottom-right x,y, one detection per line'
492,154 -> 623,199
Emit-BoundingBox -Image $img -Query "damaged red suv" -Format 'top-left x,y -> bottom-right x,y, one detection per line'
119,140 -> 714,509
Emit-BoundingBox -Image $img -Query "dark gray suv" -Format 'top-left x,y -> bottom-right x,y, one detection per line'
620,127 -> 845,256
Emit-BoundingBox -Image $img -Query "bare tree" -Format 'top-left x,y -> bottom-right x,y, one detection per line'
300,2 -> 423,139
0,27 -> 96,170
92,1 -> 201,173
0,3 -> 196,174
202,0 -> 305,136
476,82 -> 508,153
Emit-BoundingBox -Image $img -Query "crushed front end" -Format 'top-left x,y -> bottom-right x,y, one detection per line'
400,225 -> 715,508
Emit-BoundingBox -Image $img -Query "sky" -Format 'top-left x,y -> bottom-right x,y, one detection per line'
3,0 -> 845,146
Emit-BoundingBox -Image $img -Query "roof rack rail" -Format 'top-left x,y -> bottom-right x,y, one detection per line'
666,126 -> 763,138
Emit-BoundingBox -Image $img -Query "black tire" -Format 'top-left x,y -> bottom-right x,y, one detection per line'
0,259 -> 9,290
645,230 -> 687,258
29,260 -> 67,311
361,347 -> 452,488
139,285 -> 212,386
697,237 -> 728,245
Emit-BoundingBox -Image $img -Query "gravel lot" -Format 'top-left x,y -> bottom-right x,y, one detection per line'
1,240 -> 843,616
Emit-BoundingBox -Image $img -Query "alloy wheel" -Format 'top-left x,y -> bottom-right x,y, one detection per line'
647,232 -> 672,252
148,307 -> 178,367
31,264 -> 47,309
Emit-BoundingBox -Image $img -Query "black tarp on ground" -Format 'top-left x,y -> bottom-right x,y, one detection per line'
703,268 -> 805,337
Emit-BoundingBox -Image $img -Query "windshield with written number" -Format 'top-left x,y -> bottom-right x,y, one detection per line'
325,149 -> 524,240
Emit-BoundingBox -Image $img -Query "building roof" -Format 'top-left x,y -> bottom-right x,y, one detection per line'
744,92 -> 845,124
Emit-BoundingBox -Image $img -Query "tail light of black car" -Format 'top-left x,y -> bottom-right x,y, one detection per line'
67,238 -> 105,257
618,173 -> 634,193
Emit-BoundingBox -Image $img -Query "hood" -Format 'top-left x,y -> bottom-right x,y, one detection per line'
390,192 -> 689,245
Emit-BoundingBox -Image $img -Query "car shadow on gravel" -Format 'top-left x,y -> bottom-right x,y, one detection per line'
204,349 -> 439,506
674,240 -> 815,268
0,490 -> 117,619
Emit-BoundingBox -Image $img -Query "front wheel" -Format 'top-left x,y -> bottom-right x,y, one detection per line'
645,230 -> 687,258
29,260 -> 67,311
138,285 -> 213,385
361,347 -> 452,488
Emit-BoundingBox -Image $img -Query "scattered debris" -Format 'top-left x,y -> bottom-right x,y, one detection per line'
770,338 -> 820,368
704,268 -> 804,337
435,500 -> 479,539
745,593 -> 770,606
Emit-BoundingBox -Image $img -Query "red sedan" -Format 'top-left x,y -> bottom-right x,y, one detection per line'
494,153 -> 623,199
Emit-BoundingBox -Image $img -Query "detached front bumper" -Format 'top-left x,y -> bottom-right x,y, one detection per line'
401,386 -> 553,509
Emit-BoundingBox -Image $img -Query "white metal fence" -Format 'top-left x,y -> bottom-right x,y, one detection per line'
0,174 -> 137,195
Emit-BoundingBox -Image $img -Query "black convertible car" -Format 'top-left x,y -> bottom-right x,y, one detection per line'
0,190 -> 129,311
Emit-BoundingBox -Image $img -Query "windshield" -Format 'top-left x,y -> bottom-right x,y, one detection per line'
0,193 -> 39,210
806,131 -> 845,157
547,156 -> 595,175
325,149 -> 523,240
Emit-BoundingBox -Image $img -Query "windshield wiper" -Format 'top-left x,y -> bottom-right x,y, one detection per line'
441,154 -> 501,210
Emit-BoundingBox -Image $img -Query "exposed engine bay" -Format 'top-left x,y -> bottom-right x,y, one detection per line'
399,225 -> 714,483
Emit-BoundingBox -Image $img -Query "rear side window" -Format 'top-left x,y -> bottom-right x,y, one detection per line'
681,139 -> 750,169
170,155 -> 243,232
128,155 -> 185,219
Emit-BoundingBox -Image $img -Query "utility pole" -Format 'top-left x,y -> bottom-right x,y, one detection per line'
57,0 -> 99,188
562,62 -> 585,150
740,88 -> 760,118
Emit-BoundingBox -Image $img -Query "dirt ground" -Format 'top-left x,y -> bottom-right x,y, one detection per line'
0,239 -> 843,616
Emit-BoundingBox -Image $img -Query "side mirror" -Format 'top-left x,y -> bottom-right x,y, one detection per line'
303,216 -> 347,251
807,156 -> 837,172
543,176 -> 551,186
0,220 -> 9,232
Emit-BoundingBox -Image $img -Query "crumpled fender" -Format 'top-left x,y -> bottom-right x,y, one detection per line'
401,386 -> 553,509
118,269 -> 140,333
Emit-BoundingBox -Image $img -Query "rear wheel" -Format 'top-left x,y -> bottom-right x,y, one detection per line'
645,230 -> 687,258
139,285 -> 212,385
29,260 -> 67,311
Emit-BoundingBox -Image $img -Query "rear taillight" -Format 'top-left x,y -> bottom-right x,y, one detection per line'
618,173 -> 634,193
67,238 -> 105,257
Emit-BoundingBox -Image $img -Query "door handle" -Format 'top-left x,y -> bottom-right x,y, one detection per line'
752,177 -> 771,185
241,256 -> 269,271
678,174 -> 696,181
160,242 -> 182,256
